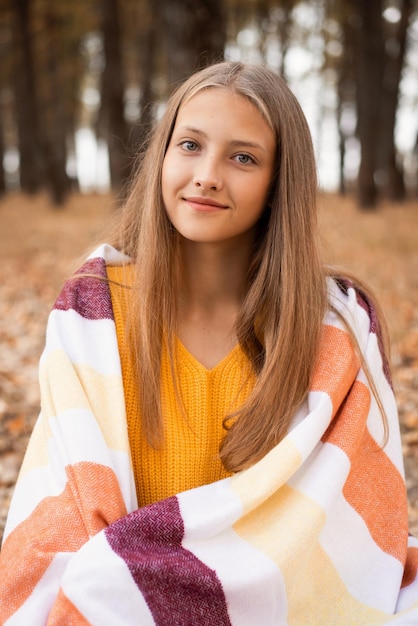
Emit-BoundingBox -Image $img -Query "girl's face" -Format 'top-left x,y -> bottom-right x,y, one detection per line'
162,88 -> 276,248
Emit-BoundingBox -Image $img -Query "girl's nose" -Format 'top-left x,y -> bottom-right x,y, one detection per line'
193,156 -> 222,190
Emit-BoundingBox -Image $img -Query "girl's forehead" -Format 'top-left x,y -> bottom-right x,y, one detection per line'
180,86 -> 235,110
176,86 -> 273,130
175,85 -> 278,139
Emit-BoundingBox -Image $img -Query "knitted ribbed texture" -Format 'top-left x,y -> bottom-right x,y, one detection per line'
107,265 -> 255,507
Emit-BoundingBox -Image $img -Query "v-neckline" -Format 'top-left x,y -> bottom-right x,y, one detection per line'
175,336 -> 242,373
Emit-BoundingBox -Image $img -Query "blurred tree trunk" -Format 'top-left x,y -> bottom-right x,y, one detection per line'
99,0 -> 130,192
128,0 -> 157,159
159,0 -> 226,88
335,5 -> 356,196
42,7 -> 72,206
345,0 -> 411,208
0,2 -> 9,195
276,0 -> 294,78
349,0 -> 384,209
11,0 -> 44,193
137,24 -> 156,136
377,0 -> 412,201
0,111 -> 5,196
415,134 -> 418,197
336,93 -> 346,196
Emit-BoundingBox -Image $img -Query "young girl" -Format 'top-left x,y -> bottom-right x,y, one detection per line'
1,61 -> 417,624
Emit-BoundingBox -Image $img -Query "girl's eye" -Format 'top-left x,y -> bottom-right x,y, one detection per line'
181,140 -> 199,152
234,153 -> 255,165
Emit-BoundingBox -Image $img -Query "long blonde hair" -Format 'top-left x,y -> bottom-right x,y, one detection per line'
108,61 -> 341,471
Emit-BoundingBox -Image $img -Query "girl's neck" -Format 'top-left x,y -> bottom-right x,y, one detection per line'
176,238 -> 252,310
174,238 -> 253,369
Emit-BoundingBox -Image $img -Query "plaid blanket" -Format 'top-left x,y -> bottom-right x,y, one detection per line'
1,244 -> 417,625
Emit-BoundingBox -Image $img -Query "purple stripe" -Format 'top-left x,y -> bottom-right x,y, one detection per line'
105,497 -> 232,625
54,257 -> 114,320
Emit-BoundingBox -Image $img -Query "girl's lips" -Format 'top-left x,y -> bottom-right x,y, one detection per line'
184,196 -> 228,211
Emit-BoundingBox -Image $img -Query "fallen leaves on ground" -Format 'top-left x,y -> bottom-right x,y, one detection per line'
0,191 -> 417,542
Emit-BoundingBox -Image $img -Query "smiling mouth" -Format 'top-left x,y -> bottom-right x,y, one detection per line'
184,197 -> 229,211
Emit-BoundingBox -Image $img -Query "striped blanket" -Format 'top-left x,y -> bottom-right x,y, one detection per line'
1,244 -> 418,625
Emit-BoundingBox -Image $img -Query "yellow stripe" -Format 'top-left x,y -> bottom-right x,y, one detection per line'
19,415 -> 51,476
39,350 -> 127,447
230,438 -> 302,513
233,483 -> 389,625
19,350 -> 128,477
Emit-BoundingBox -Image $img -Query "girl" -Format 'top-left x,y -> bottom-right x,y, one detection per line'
1,61 -> 417,624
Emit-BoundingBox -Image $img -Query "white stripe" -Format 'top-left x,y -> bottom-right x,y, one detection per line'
288,438 -> 351,510
178,483 -> 289,625
327,280 -> 371,347
183,527 -> 288,626
396,580 -> 418,616
61,532 -> 155,625
287,391 -> 333,459
321,490 -> 404,613
396,537 -> 418,613
43,311 -> 121,377
48,409 -> 127,469
87,243 -> 129,265
177,478 -> 242,539
386,606 -> 418,625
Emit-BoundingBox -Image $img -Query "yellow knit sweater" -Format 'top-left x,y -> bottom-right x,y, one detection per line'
107,265 -> 255,508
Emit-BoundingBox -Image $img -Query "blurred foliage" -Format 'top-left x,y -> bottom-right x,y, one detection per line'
0,0 -> 417,207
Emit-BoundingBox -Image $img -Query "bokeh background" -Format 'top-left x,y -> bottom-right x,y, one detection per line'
0,0 -> 418,542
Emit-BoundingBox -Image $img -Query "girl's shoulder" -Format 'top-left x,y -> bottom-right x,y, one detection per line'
327,273 -> 383,334
53,244 -> 130,321
326,272 -> 392,383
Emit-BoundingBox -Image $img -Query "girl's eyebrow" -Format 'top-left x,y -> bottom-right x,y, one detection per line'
229,139 -> 267,152
176,126 -> 268,152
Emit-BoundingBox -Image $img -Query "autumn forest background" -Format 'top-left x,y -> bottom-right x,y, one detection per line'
0,0 -> 418,541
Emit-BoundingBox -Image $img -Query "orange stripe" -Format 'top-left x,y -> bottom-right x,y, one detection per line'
322,380 -> 371,458
402,546 -> 418,588
323,380 -> 408,562
311,325 -> 360,415
0,462 -> 126,623
47,589 -> 92,625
